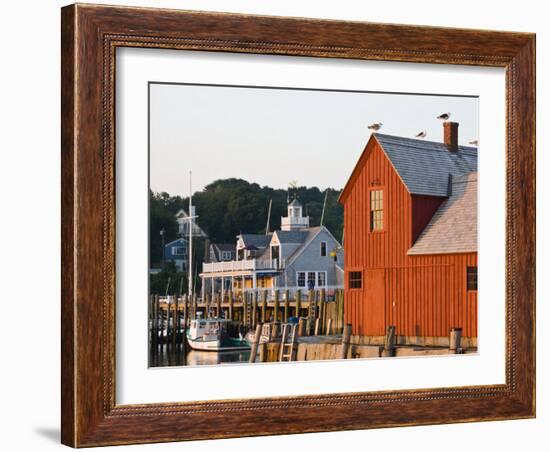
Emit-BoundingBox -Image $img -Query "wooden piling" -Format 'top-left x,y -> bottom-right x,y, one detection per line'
172,297 -> 178,348
250,291 -> 256,327
327,318 -> 333,336
308,289 -> 315,319
295,289 -> 301,318
283,289 -> 289,322
228,290 -> 233,321
249,324 -> 263,363
261,290 -> 267,323
319,289 -> 326,334
183,294 -> 188,327
314,318 -> 320,336
259,342 -> 267,363
339,324 -> 352,359
273,289 -> 280,322
450,327 -> 463,354
298,317 -> 307,336
382,325 -> 396,357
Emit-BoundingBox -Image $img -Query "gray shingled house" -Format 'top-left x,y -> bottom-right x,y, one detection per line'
200,198 -> 343,299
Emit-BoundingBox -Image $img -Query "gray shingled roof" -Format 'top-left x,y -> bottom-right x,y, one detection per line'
214,243 -> 235,252
374,133 -> 477,197
408,172 -> 477,255
239,234 -> 272,249
274,230 -> 309,244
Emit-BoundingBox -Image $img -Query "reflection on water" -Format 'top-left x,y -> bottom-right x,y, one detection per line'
149,343 -> 251,367
187,349 -> 250,366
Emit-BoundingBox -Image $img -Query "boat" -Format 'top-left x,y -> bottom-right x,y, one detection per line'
186,315 -> 250,351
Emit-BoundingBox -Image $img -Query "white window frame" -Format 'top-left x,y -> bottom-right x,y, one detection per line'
317,271 -> 327,287
172,246 -> 185,255
297,271 -> 306,287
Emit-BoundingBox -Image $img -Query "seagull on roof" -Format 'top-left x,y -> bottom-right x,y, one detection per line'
367,122 -> 383,131
415,131 -> 427,139
469,140 -> 478,146
437,112 -> 451,121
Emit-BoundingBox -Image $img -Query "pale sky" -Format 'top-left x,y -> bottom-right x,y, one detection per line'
149,83 -> 478,196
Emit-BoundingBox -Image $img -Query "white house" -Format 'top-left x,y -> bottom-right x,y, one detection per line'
175,206 -> 207,238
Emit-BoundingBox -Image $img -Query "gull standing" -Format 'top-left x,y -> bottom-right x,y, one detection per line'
469,140 -> 478,146
437,112 -> 451,121
415,131 -> 427,139
368,122 -> 383,131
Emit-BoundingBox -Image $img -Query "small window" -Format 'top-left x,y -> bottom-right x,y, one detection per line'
221,251 -> 232,260
317,272 -> 327,287
467,266 -> 478,291
349,271 -> 362,289
320,241 -> 327,257
297,271 -> 306,287
370,189 -> 384,231
173,246 -> 185,255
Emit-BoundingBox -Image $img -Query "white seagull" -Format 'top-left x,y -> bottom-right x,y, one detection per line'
437,112 -> 451,121
469,140 -> 478,146
368,122 -> 383,131
415,131 -> 427,139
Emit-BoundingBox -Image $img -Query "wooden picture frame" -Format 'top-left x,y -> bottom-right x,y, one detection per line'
61,3 -> 535,447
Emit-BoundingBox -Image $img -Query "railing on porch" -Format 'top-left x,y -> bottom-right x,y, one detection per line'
202,258 -> 283,273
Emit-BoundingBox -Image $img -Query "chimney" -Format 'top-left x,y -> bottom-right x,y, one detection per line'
443,121 -> 459,152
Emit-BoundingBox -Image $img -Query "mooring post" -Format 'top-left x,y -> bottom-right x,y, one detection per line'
450,327 -> 463,354
339,324 -> 352,359
382,325 -> 396,357
314,318 -> 320,336
249,324 -> 263,363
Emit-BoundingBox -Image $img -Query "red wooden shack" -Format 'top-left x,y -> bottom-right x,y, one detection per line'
339,122 -> 478,341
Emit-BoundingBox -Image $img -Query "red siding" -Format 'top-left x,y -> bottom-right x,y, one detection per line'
342,138 -> 478,338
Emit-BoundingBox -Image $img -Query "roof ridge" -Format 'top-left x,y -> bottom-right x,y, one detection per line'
374,133 -> 478,153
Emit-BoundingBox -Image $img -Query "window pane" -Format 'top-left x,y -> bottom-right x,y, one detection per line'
317,272 -> 326,286
307,272 -> 316,288
297,272 -> 306,287
467,266 -> 478,291
349,271 -> 362,289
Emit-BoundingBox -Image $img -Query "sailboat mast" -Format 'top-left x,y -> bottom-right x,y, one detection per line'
188,171 -> 193,298
265,199 -> 272,234
320,189 -> 329,226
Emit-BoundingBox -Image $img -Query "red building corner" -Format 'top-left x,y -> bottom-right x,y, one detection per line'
339,122 -> 478,346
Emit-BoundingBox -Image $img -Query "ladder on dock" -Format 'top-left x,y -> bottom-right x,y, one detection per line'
279,323 -> 298,362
